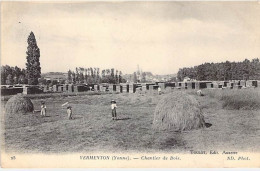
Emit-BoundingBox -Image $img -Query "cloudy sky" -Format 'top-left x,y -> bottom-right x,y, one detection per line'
1,2 -> 260,74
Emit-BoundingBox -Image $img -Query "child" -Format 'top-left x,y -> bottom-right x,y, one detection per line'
40,102 -> 46,117
67,106 -> 73,120
158,87 -> 162,95
111,100 -> 117,120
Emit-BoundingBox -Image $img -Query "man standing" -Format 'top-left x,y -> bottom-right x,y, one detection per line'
158,87 -> 162,95
111,100 -> 117,120
40,101 -> 46,117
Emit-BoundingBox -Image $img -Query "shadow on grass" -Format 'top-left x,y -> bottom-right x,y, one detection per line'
72,116 -> 84,120
161,138 -> 183,148
116,117 -> 131,121
205,122 -> 212,128
158,134 -> 186,150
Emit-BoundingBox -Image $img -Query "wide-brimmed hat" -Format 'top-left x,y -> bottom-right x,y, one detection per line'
111,100 -> 116,103
67,106 -> 72,109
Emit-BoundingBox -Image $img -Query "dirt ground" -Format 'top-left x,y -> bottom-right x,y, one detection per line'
1,90 -> 259,154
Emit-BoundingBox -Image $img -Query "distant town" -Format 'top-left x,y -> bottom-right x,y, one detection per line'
41,68 -> 176,85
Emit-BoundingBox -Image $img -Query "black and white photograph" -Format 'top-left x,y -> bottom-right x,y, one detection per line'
0,1 -> 260,168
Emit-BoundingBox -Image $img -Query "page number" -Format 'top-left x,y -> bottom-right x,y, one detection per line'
11,156 -> 16,160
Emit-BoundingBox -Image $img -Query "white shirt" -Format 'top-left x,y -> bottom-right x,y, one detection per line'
67,109 -> 72,114
111,104 -> 117,109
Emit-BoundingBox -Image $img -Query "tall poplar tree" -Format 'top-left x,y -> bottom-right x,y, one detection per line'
26,32 -> 41,85
67,70 -> 72,83
133,72 -> 137,83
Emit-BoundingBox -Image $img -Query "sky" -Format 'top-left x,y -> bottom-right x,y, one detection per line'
1,1 -> 260,75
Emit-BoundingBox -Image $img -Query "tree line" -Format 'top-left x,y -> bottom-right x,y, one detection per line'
67,67 -> 126,84
177,58 -> 260,81
1,65 -> 27,85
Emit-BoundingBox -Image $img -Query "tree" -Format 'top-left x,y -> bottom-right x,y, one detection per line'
242,59 -> 250,80
13,75 -> 18,84
78,67 -> 84,83
51,80 -> 58,85
14,66 -> 21,75
18,75 -> 26,84
21,69 -> 28,84
1,65 -> 12,85
75,67 -> 79,83
106,69 -> 110,76
93,68 -> 97,80
101,70 -> 105,79
119,71 -> 122,83
26,32 -> 41,85
96,68 -> 101,84
6,74 -> 14,85
38,78 -> 47,85
224,61 -> 232,81
133,72 -> 137,83
84,68 -> 89,83
72,72 -> 76,84
79,72 -> 84,83
111,68 -> 115,84
177,68 -> 183,81
1,66 -> 6,85
67,70 -> 72,83
101,70 -> 106,83
115,70 -> 118,84
141,72 -> 146,83
250,58 -> 260,79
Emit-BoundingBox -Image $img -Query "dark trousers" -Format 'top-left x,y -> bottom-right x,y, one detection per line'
112,109 -> 117,118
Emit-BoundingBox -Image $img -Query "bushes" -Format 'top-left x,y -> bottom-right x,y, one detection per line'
221,90 -> 260,110
204,89 -> 260,110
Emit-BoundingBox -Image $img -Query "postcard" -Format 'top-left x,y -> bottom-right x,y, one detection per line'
1,1 -> 260,168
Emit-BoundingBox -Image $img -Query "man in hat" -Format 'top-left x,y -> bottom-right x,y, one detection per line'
40,101 -> 47,117
111,100 -> 117,120
158,87 -> 162,95
67,106 -> 73,119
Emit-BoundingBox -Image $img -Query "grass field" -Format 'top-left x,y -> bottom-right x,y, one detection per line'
1,89 -> 260,153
